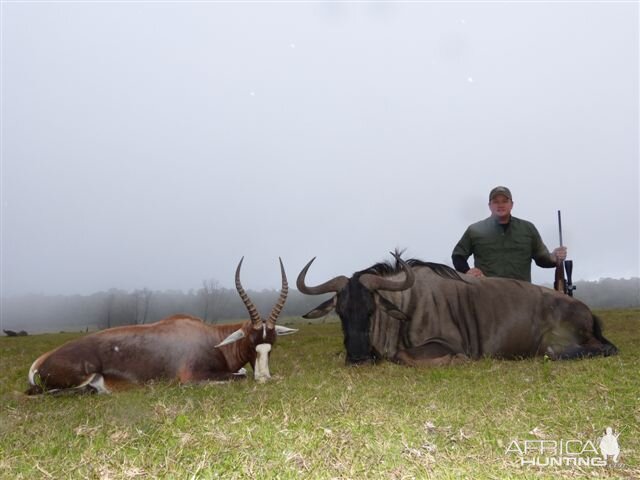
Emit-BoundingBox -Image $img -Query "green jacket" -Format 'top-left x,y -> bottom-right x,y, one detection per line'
452,216 -> 555,282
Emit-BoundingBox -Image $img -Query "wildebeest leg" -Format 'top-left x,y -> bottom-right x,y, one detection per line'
546,343 -> 618,360
396,351 -> 468,367
395,340 -> 469,367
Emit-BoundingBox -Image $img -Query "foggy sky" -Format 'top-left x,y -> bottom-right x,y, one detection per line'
1,2 -> 638,297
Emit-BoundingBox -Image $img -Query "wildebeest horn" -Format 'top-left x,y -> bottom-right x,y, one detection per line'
235,257 -> 262,326
359,252 -> 415,292
296,257 -> 349,295
266,258 -> 288,328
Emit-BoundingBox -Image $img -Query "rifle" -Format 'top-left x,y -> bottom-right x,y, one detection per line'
554,210 -> 576,296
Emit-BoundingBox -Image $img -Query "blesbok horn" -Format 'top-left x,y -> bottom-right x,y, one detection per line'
359,251 -> 415,292
266,257 -> 288,328
296,257 -> 349,295
235,257 -> 262,327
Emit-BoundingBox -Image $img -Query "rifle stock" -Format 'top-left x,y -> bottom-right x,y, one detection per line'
554,260 -> 567,294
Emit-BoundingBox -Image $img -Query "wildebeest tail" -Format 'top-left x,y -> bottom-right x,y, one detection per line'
592,314 -> 618,356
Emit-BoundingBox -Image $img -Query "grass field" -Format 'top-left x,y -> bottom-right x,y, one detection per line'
1,309 -> 638,479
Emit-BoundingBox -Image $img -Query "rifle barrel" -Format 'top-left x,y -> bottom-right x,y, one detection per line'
557,210 -> 563,247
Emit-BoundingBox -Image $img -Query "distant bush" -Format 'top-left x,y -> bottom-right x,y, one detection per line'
540,278 -> 639,308
572,277 -> 640,309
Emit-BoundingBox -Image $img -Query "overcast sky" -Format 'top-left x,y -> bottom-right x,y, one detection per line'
1,1 -> 638,297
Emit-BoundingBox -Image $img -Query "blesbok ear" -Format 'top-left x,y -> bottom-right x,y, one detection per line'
376,295 -> 409,321
302,296 -> 337,319
275,325 -> 298,336
215,328 -> 245,348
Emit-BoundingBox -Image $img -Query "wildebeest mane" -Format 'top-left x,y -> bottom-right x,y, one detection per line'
407,259 -> 468,282
354,258 -> 467,283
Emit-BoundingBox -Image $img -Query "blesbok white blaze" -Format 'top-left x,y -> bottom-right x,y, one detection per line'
254,343 -> 272,383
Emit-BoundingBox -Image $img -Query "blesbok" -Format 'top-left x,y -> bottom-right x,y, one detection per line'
26,258 -> 297,394
298,252 -> 617,366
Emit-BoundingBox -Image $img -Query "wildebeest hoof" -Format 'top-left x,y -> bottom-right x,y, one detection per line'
452,353 -> 470,364
346,357 -> 376,367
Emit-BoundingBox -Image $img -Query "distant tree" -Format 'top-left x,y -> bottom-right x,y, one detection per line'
212,288 -> 233,323
199,280 -> 230,323
574,277 -> 640,309
199,280 -> 214,322
101,289 -> 138,328
132,288 -> 153,324
104,290 -> 116,329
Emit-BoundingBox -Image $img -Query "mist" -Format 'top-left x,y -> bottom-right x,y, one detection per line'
2,2 -> 638,306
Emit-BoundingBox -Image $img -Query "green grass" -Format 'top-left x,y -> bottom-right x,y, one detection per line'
1,309 -> 638,479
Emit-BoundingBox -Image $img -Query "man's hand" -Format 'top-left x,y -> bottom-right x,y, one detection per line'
551,246 -> 568,263
466,268 -> 485,278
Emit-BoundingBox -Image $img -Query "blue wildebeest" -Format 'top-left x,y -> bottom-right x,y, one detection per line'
297,252 -> 617,366
26,258 -> 297,394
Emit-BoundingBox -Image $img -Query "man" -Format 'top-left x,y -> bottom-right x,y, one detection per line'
451,186 -> 567,282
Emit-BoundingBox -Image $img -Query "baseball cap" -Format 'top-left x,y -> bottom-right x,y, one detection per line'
489,186 -> 512,201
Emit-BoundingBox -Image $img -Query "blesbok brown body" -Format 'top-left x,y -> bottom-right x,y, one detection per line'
27,258 -> 296,394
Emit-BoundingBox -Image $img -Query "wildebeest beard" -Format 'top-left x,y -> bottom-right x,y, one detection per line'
336,276 -> 378,364
298,252 -> 414,365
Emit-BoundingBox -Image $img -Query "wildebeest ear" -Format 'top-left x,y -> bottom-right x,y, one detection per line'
302,296 -> 337,319
377,296 -> 409,321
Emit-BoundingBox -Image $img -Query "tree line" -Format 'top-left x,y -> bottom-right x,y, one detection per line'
1,282 -> 331,333
1,277 -> 638,334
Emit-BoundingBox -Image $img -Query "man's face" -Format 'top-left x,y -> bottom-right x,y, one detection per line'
489,195 -> 513,221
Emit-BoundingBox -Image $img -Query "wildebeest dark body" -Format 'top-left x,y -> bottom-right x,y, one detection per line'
298,254 -> 618,366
